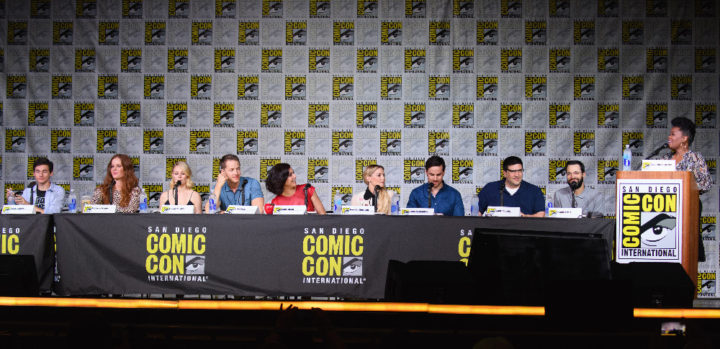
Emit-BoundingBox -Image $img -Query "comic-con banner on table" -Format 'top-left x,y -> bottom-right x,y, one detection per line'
53,214 -> 612,298
0,214 -> 54,291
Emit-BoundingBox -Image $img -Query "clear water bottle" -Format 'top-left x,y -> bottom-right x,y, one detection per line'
546,201 -> 553,216
207,193 -> 218,214
391,195 -> 400,215
7,193 -> 15,205
622,144 -> 632,171
67,189 -> 77,213
333,193 -> 343,213
139,189 -> 148,213
470,202 -> 479,216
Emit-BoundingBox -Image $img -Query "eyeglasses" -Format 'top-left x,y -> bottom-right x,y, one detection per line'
504,169 -> 524,174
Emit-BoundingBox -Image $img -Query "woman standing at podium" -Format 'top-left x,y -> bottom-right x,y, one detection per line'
92,154 -> 141,213
664,117 -> 712,261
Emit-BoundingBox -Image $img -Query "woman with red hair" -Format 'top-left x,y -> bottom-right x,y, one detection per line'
91,154 -> 142,213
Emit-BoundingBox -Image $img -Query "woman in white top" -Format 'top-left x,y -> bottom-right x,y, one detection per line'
351,164 -> 395,214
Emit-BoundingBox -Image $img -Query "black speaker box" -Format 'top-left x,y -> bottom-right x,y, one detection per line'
0,255 -> 39,297
611,262 -> 694,308
384,260 -> 478,304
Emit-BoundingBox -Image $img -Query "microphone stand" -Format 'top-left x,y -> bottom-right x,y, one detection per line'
240,179 -> 248,205
427,182 -> 434,208
374,185 -> 381,212
28,181 -> 36,206
108,180 -> 115,204
174,180 -> 181,205
499,181 -> 505,206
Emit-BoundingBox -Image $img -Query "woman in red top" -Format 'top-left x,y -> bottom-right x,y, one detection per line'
266,163 -> 326,214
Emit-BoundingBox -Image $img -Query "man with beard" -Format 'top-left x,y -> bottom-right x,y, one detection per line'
552,160 -> 604,217
477,156 -> 545,217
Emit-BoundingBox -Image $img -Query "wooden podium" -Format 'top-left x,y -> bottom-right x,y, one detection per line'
616,171 -> 699,288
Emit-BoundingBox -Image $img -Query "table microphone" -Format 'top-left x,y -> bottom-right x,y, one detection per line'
108,180 -> 115,204
374,185 -> 382,211
240,179 -> 248,205
499,181 -> 505,206
174,180 -> 181,205
28,181 -> 37,205
427,182 -> 434,208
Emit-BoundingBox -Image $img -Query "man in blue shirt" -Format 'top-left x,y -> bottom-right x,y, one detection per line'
407,155 -> 464,216
5,158 -> 65,214
208,154 -> 264,212
477,156 -> 545,217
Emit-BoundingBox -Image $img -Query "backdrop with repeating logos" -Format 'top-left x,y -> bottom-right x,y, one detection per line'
0,0 -> 718,297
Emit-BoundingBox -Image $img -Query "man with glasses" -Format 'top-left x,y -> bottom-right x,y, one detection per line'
552,160 -> 603,217
477,156 -> 545,217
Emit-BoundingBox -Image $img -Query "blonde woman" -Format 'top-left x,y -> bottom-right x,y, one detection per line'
351,164 -> 394,214
158,161 -> 203,214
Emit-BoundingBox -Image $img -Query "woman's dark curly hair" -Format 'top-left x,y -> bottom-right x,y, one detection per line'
670,117 -> 696,147
265,163 -> 292,195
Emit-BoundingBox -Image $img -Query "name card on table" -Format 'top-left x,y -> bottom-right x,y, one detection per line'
548,207 -> 583,218
82,205 -> 117,213
400,208 -> 435,216
484,206 -> 521,217
226,205 -> 258,214
641,160 -> 676,171
160,205 -> 195,214
340,206 -> 375,215
1,205 -> 35,214
273,205 -> 307,215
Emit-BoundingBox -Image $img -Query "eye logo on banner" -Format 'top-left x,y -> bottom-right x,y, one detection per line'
237,130 -> 259,154
261,103 -> 282,127
549,104 -> 571,128
309,104 -> 330,128
214,48 -> 235,73
332,130 -> 353,155
671,20 -> 692,45
262,49 -> 283,73
573,20 -> 594,45
52,75 -> 72,99
169,0 -> 190,18
404,103 -> 426,128
597,159 -> 619,184
29,49 -> 50,72
698,272 -> 717,297
130,156 -> 141,176
28,102 -> 49,126
53,21 -> 73,45
548,159 -> 569,184
333,21 -> 354,45
476,131 -> 498,156
597,48 -> 619,73
429,76 -> 450,100
500,104 -> 522,128
573,131 -> 595,156
195,184 -> 210,203
453,0 -> 473,17
355,159 -> 377,183
121,103 -> 141,127
146,226 -> 208,282
622,20 -> 643,45
671,75 -> 692,100
525,76 -> 547,100
549,0 -> 570,17
356,103 -> 377,128
646,48 -> 668,73
622,131 -> 644,156
622,75 -> 644,100
121,49 -> 142,73
696,48 -> 716,73
262,0 -> 283,17
8,21 -> 28,45
476,21 -> 499,45
191,75 -> 212,100
309,49 -> 330,73
96,129 -> 118,153
646,103 -> 668,128
165,158 -> 187,180
145,21 -> 166,45
190,130 -> 211,154
31,0 -> 51,18
381,76 -> 402,100
51,129 -> 71,153
453,104 -> 474,128
525,21 -> 546,45
6,75 -> 26,99
381,21 -> 402,45
143,184 -> 164,207
331,186 -> 353,206
574,76 -> 595,100
404,158 -> 425,183
646,0 -> 668,16
452,159 -> 473,184
144,75 -> 165,99
123,0 -> 143,18
695,104 -> 717,128
260,158 -> 281,181
428,131 -> 450,156
452,49 -> 473,73
308,158 -> 329,183
216,0 -> 236,18
238,76 -> 259,99
701,216 -> 716,241
358,0 -> 378,17
238,22 -> 260,45
166,103 -> 188,127
73,102 -> 94,126
73,157 -> 94,181
646,142 -> 669,160
406,0 -> 426,18
429,21 -> 450,45
380,130 -> 401,155
143,129 -> 164,154
597,0 -> 619,17
285,76 -> 307,100
191,21 -> 212,45
501,48 -> 522,73
310,0 -> 330,18
5,129 -> 26,153
98,75 -> 118,99
357,48 -> 378,73
286,21 -> 307,45
476,76 -> 498,100
284,130 -> 306,155
598,103 -> 619,128
549,48 -> 570,73
301,227 -> 365,284
525,131 -> 547,156
213,103 -> 234,127
99,21 -> 119,45
333,76 -> 354,100
500,0 -> 521,18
